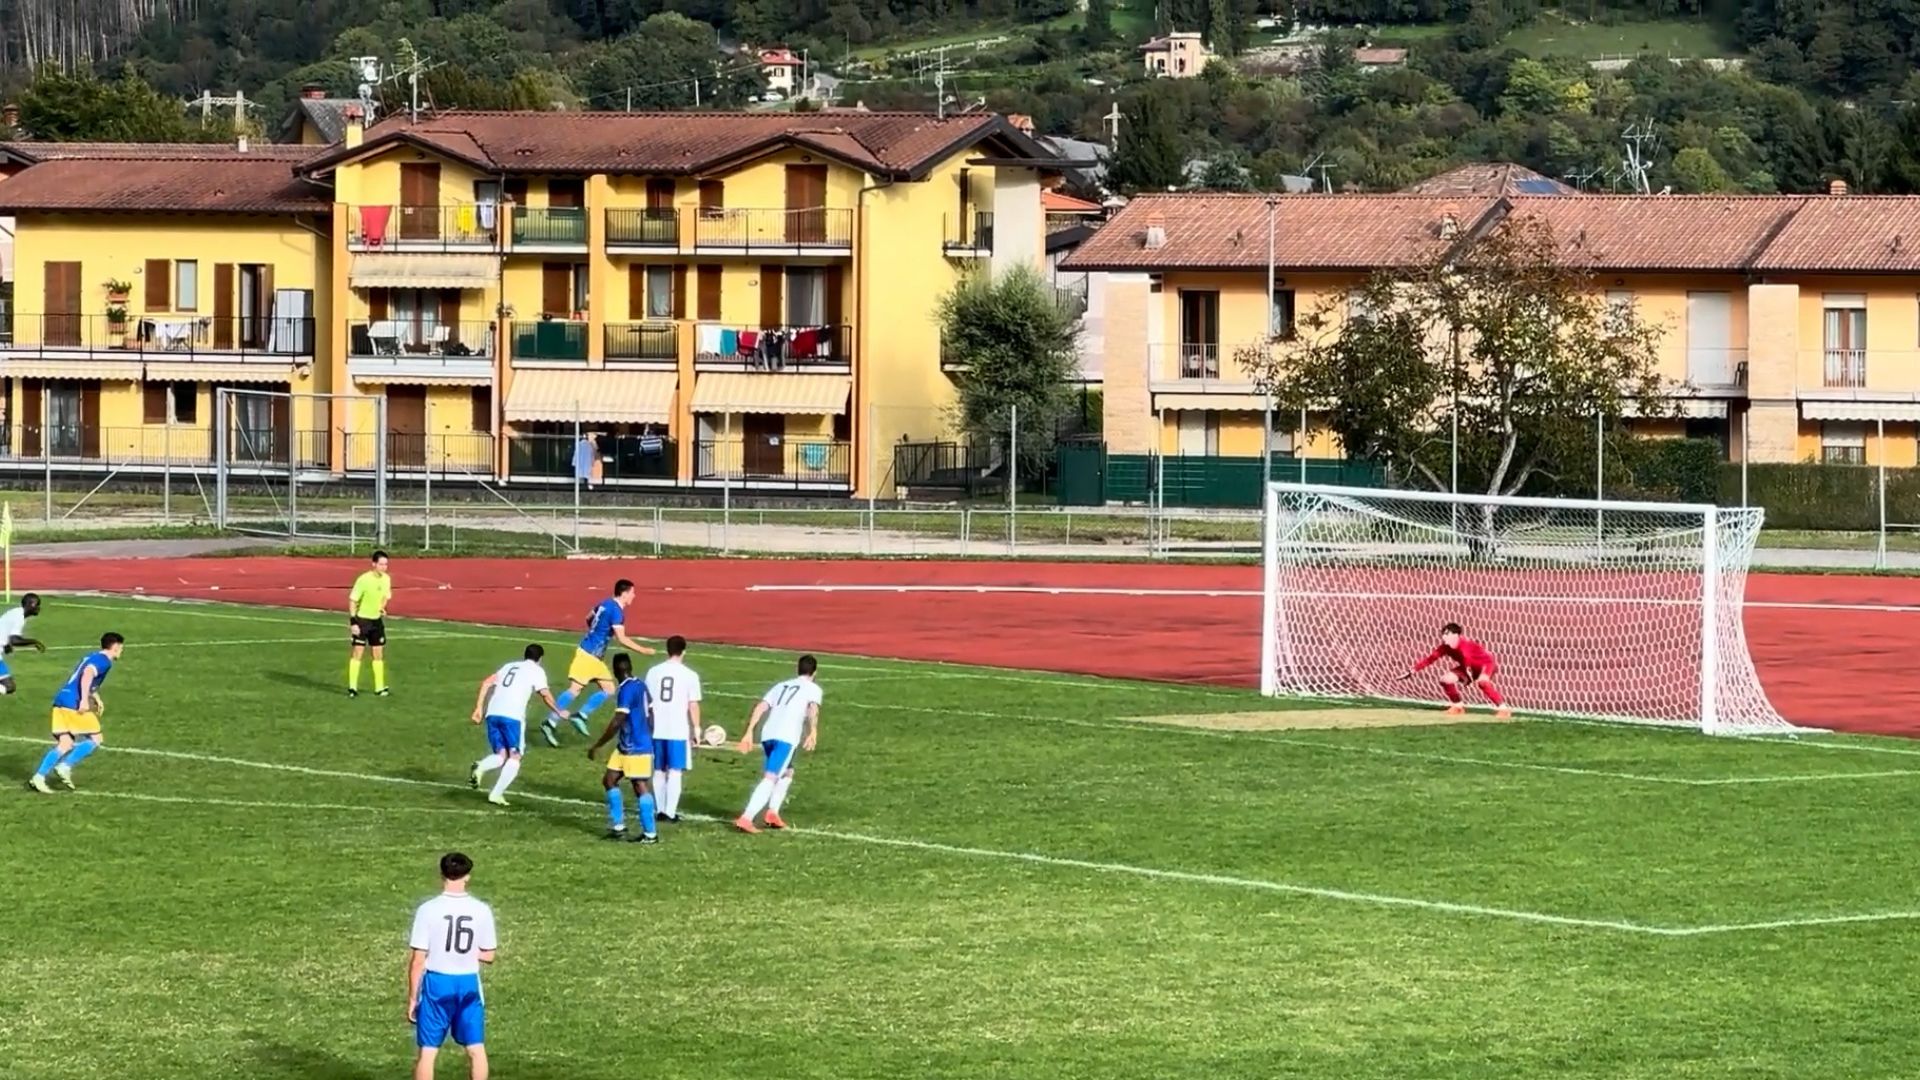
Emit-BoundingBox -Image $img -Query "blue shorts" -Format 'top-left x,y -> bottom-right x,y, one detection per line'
762,739 -> 796,776
652,738 -> 689,771
485,717 -> 524,754
416,970 -> 485,1048
0,657 -> 11,678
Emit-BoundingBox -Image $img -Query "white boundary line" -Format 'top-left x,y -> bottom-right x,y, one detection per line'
76,789 -> 502,816
6,734 -> 1911,938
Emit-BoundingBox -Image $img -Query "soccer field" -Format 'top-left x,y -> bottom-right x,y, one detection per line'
4,596 -> 1918,1079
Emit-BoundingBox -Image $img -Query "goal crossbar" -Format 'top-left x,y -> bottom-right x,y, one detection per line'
1266,480 -> 1714,517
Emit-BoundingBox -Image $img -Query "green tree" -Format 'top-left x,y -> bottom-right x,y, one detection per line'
17,64 -> 197,142
1084,0 -> 1113,47
571,14 -> 760,109
940,265 -> 1080,476
1107,92 -> 1188,194
1671,147 -> 1733,192
1243,217 -> 1669,505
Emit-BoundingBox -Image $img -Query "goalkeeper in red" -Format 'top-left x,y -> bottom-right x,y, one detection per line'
1402,623 -> 1511,719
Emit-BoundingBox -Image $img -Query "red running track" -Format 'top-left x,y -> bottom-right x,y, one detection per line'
17,556 -> 1917,736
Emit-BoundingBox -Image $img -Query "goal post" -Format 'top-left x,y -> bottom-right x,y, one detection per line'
1259,482 -> 1800,735
214,388 -> 387,543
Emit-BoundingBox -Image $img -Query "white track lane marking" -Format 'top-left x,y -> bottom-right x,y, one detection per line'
73,790 -> 501,816
4,734 -> 1912,938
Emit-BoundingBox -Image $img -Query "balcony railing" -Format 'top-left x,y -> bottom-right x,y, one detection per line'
348,320 -> 496,360
508,433 -> 678,482
2,314 -> 316,357
1175,342 -> 1220,379
1824,347 -> 1867,388
605,208 -> 680,247
605,322 -> 679,362
944,210 -> 995,255
512,207 -> 588,247
510,320 -> 589,362
694,323 -> 850,369
693,207 -> 853,250
342,431 -> 497,474
349,204 -> 499,250
695,438 -> 851,486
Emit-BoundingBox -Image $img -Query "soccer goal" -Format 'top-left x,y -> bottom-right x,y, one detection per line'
1259,482 -> 1798,735
213,388 -> 388,543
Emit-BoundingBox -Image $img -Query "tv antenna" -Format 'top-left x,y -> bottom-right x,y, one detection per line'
1621,120 -> 1657,196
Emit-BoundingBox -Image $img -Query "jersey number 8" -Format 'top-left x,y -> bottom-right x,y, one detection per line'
658,676 -> 674,702
442,914 -> 475,954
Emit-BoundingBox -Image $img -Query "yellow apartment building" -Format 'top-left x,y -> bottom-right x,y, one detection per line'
0,109 -> 1061,496
1066,191 -> 1920,468
0,141 -> 330,468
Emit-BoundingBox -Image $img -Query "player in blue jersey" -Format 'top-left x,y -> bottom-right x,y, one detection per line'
585,652 -> 659,844
29,631 -> 123,794
540,578 -> 653,747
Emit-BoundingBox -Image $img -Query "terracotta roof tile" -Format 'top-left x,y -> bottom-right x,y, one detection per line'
0,157 -> 328,213
1060,193 -> 1498,270
302,110 -> 1028,178
1404,162 -> 1575,197
1502,195 -> 1801,270
1748,197 -> 1920,272
1043,190 -> 1103,213
0,141 -> 315,163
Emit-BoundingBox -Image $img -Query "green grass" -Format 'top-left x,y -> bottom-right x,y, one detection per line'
1502,13 -> 1736,59
3,596 -> 1920,1077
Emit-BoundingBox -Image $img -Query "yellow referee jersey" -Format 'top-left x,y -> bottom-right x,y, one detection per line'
349,570 -> 391,619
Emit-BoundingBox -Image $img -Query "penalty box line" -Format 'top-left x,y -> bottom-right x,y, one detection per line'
2,734 -> 1912,939
58,600 -> 1920,789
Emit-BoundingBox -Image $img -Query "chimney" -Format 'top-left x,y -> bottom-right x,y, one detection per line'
343,103 -> 365,150
1143,213 -> 1166,250
301,84 -> 328,100
1438,212 -> 1459,240
236,134 -> 249,153
2,103 -> 16,130
1830,178 -> 1850,196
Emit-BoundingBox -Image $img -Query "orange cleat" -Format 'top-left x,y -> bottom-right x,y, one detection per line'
1494,707 -> 1513,720
763,812 -> 788,830
1444,704 -> 1466,716
733,815 -> 760,834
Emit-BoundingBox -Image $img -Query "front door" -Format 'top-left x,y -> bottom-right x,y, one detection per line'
386,386 -> 428,468
1685,291 -> 1731,385
45,384 -> 82,457
400,163 -> 442,240
239,264 -> 274,349
743,413 -> 784,476
43,262 -> 80,347
1179,290 -> 1220,378
784,165 -> 827,244
541,263 -> 573,317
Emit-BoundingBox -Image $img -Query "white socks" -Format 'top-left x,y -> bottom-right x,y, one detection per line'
769,773 -> 794,814
651,771 -> 669,813
744,776 -> 776,819
666,772 -> 683,817
474,753 -> 505,775
490,757 -> 521,799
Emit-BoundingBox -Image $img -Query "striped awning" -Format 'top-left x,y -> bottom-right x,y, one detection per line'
0,359 -> 141,381
504,369 -> 676,423
1154,392 -> 1270,412
349,253 -> 496,289
144,361 -> 292,384
1802,400 -> 1920,422
690,372 -> 849,415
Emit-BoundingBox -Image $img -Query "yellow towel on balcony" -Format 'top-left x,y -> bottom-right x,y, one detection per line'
456,205 -> 477,234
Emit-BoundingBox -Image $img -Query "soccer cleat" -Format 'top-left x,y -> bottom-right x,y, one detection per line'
468,763 -> 483,789
346,688 -> 359,698
604,827 -> 626,841
376,688 -> 391,698
733,815 -> 760,834
53,764 -> 74,790
1444,704 -> 1466,716
568,714 -> 590,737
763,812 -> 788,830
660,813 -> 681,824
635,833 -> 659,845
487,793 -> 508,807
541,721 -> 560,748
27,773 -> 52,794
1494,707 -> 1513,720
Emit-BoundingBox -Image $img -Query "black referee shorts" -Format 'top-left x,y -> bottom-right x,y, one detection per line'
351,617 -> 387,647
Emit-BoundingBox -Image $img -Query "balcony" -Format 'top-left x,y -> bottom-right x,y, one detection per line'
511,207 -> 588,250
693,208 -> 853,254
0,314 -> 316,369
1824,347 -> 1867,389
694,323 -> 850,370
341,431 -> 498,474
605,322 -> 679,364
508,432 -> 678,483
943,211 -> 995,257
510,320 -> 589,363
347,320 -> 496,383
1146,341 -> 1267,399
349,205 -> 499,251
695,437 -> 851,489
605,208 -> 680,249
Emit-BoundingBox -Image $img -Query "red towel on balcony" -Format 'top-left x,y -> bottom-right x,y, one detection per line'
792,327 -> 819,357
360,205 -> 391,248
738,331 -> 759,353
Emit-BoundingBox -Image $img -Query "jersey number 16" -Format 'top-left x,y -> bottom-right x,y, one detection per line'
442,915 -> 475,954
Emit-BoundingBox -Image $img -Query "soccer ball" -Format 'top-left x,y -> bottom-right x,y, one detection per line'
701,724 -> 727,747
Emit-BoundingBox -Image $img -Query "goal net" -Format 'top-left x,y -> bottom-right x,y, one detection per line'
1260,482 -> 1797,735
214,388 -> 387,542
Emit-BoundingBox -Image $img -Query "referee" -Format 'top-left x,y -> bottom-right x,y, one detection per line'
347,549 -> 392,698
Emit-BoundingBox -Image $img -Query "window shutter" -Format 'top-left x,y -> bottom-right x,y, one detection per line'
759,265 -> 783,329
672,266 -> 687,320
143,384 -> 168,424
697,265 -> 722,321
699,180 -> 724,215
471,387 -> 492,433
628,266 -> 647,321
368,289 -> 389,321
825,267 -> 844,329
144,260 -> 170,310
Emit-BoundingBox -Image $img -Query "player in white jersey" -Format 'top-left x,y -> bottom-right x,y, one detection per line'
643,635 -> 703,823
468,645 -> 558,806
734,654 -> 822,834
409,852 -> 498,1080
0,592 -> 45,696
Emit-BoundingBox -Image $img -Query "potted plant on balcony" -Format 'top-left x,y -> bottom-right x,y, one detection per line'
103,279 -> 131,304
105,302 -> 129,347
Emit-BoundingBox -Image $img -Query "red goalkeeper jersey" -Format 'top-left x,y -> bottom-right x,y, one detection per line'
1414,639 -> 1496,672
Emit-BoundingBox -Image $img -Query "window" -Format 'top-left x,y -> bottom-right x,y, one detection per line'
503,179 -> 529,205
832,411 -> 851,442
470,387 -> 492,433
175,261 -> 198,312
1605,289 -> 1634,332
698,180 -> 725,218
645,266 -> 674,319
786,268 -> 825,326
572,266 -> 590,315
473,180 -> 500,205
46,385 -> 81,456
143,383 -> 168,424
173,383 -> 197,424
548,179 -> 585,208
147,382 -> 197,423
1821,421 -> 1867,465
1271,288 -> 1296,340
1347,290 -> 1375,321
